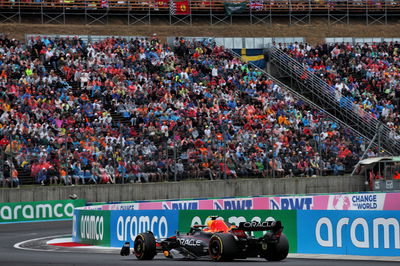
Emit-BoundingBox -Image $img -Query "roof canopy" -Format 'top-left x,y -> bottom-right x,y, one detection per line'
359,156 -> 400,165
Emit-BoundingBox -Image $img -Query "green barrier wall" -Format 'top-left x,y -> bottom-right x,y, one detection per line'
73,209 -> 297,252
0,199 -> 85,223
178,210 -> 297,253
73,209 -> 111,246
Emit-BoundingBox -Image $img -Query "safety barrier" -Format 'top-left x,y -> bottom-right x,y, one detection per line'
72,208 -> 400,256
25,34 -> 147,43
0,175 -> 365,203
166,36 -> 305,48
325,37 -> 400,44
28,35 -> 304,49
0,199 -> 85,223
297,210 -> 400,256
72,209 -> 298,252
83,191 -> 400,211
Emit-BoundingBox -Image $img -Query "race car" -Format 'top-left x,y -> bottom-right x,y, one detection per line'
125,216 -> 289,262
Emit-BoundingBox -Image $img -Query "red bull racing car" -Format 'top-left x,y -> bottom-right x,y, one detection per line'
121,216 -> 289,262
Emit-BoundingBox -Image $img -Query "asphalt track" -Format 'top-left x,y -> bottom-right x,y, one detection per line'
0,221 -> 399,266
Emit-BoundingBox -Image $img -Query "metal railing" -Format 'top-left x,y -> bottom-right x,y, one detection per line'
268,46 -> 400,155
1,0 -> 399,25
166,36 -> 305,49
325,37 -> 400,44
225,47 -> 382,155
1,0 -> 399,11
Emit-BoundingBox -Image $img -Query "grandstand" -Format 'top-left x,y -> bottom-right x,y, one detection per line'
2,32 -> 398,189
269,43 -> 400,155
0,0 -> 400,25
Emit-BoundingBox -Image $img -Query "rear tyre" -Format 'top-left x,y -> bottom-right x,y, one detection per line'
134,232 -> 157,260
263,233 -> 289,261
209,233 -> 239,261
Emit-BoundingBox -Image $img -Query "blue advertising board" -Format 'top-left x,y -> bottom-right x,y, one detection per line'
72,209 -> 79,243
110,210 -> 179,247
297,210 -> 400,256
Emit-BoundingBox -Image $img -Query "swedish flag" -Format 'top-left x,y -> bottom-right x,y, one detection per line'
233,48 -> 266,69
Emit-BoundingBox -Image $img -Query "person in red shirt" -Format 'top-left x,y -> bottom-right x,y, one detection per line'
0,136 -> 9,147
393,171 -> 400,180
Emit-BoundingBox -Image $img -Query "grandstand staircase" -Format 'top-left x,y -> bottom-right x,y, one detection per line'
109,111 -> 131,126
16,165 -> 34,185
267,46 -> 400,156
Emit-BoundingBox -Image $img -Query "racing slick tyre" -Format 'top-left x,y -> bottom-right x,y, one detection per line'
134,232 -> 157,260
263,233 -> 289,261
209,233 -> 239,261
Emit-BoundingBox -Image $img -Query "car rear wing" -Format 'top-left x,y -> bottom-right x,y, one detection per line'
236,221 -> 283,231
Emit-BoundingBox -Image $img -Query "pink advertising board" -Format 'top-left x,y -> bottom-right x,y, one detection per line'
82,192 -> 400,211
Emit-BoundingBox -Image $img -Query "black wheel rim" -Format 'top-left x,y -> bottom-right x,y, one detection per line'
135,238 -> 144,256
210,240 -> 220,257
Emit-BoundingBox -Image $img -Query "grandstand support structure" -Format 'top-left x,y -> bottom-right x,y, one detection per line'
128,4 -> 151,25
289,1 -> 311,25
1,0 -> 400,26
41,4 -> 65,24
0,4 -> 20,24
249,5 -> 272,24
209,5 -> 231,26
366,4 -> 388,25
170,13 -> 192,25
327,1 -> 349,25
85,8 -> 109,25
268,47 -> 400,156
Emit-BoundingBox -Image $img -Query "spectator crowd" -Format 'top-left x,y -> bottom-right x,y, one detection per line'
280,41 -> 400,137
0,34 -> 373,187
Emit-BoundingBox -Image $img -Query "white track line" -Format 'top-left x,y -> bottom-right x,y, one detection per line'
14,235 -> 119,252
46,237 -> 72,244
289,254 -> 400,262
14,234 -> 70,252
15,236 -> 400,261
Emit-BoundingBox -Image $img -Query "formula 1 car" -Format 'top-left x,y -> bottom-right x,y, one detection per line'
128,217 -> 289,262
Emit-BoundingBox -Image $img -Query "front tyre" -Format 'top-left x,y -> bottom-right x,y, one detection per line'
263,233 -> 289,261
209,233 -> 239,261
134,232 -> 157,260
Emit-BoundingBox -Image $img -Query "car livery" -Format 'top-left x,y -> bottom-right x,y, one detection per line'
121,216 -> 289,262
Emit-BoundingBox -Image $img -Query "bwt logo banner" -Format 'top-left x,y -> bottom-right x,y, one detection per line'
214,199 -> 253,210
108,203 -> 139,211
298,210 -> 400,256
162,201 -> 199,210
270,197 -> 313,210
110,210 -> 179,247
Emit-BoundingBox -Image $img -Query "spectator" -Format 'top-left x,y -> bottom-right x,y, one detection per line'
11,166 -> 20,188
0,35 -> 375,187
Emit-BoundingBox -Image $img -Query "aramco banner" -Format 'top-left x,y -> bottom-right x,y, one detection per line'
0,199 -> 85,223
73,208 -> 400,256
297,210 -> 400,256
